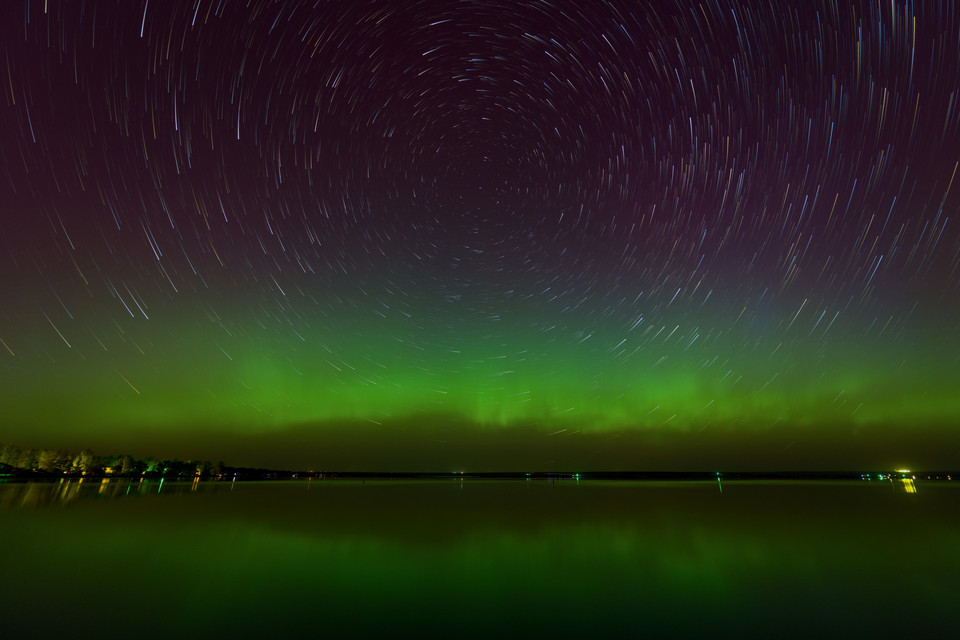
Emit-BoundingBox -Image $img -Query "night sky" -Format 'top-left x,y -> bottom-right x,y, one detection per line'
2,0 -> 959,471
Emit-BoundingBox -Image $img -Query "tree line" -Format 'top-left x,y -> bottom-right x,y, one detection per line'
0,441 -> 224,477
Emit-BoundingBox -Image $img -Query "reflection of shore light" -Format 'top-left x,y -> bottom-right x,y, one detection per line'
903,479 -> 917,494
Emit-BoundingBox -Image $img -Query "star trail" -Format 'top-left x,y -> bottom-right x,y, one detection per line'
1,0 -> 959,470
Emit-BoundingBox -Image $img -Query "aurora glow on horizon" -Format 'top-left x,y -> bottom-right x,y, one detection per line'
2,0 -> 959,470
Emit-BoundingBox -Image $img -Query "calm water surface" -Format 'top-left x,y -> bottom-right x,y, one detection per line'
1,478 -> 957,637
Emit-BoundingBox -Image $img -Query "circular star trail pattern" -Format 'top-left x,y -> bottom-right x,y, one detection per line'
1,0 -> 959,469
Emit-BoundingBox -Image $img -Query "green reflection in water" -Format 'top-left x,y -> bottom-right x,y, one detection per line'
1,480 -> 957,636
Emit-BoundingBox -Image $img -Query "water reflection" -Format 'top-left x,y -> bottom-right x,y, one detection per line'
0,477 -> 211,508
0,474 -> 934,511
1,479 -> 958,637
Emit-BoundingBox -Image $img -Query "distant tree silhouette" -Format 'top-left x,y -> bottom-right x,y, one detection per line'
0,443 -> 21,466
15,448 -> 38,470
72,449 -> 98,474
0,441 -> 228,478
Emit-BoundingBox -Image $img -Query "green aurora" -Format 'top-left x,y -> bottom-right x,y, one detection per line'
3,296 -> 958,469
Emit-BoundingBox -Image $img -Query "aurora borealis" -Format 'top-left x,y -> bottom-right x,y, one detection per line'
1,0 -> 959,470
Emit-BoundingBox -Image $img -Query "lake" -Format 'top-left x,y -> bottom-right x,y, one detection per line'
1,477 -> 957,637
